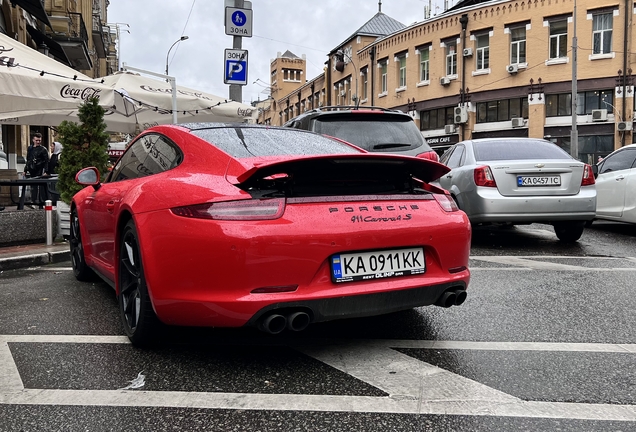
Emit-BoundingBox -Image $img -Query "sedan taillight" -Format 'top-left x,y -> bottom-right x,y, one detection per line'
474,165 -> 497,187
416,150 -> 440,162
172,198 -> 286,221
581,164 -> 595,186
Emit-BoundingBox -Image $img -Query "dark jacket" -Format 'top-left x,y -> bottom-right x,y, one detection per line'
27,145 -> 49,177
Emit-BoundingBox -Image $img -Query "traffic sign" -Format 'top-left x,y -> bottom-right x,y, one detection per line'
225,7 -> 253,37
224,49 -> 248,85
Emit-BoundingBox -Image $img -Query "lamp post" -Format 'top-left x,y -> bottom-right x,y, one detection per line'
165,36 -> 189,76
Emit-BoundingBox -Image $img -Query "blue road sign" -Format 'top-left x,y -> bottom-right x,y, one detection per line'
232,11 -> 247,27
224,49 -> 248,85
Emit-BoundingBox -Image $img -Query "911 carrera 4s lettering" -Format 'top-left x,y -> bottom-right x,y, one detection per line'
350,214 -> 413,223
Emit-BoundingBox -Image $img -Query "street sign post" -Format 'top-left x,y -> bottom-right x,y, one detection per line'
225,7 -> 253,37
224,49 -> 248,85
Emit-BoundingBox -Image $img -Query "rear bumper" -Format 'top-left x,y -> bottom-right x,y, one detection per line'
466,186 -> 596,224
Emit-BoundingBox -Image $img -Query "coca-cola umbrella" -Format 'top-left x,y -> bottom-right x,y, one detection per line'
0,31 -> 114,117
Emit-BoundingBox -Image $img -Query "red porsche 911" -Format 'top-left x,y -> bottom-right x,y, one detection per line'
71,124 -> 471,345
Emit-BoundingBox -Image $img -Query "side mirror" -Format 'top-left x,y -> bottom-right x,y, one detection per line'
75,167 -> 101,190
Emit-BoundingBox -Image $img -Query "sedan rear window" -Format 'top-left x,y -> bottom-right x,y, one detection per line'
312,114 -> 428,152
473,140 -> 572,161
191,127 -> 361,158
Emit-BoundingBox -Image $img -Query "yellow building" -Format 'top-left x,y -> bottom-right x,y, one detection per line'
258,0 -> 634,164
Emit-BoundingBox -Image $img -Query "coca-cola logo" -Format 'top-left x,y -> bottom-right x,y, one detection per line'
60,84 -> 102,101
237,107 -> 253,117
0,46 -> 17,68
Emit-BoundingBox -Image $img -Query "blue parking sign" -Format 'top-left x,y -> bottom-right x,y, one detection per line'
224,49 -> 248,85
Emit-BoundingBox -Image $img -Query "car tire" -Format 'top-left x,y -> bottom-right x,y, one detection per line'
119,220 -> 161,346
553,221 -> 585,243
69,207 -> 95,281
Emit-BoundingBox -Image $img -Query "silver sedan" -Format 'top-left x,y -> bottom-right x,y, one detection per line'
437,138 -> 596,242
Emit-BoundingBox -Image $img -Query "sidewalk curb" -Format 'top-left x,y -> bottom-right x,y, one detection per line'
0,249 -> 71,271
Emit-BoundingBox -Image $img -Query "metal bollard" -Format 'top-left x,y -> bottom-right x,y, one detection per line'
45,199 -> 53,246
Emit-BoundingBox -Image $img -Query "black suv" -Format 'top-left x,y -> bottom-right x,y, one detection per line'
283,106 -> 439,161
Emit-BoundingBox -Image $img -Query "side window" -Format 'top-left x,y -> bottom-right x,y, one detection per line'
446,145 -> 465,168
599,149 -> 636,174
109,134 -> 182,182
439,146 -> 455,165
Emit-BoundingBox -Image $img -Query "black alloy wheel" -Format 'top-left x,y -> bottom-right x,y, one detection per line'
119,220 -> 160,346
70,208 -> 94,281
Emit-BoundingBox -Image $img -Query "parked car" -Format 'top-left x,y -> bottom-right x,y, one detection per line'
437,138 -> 596,242
70,124 -> 471,346
283,106 -> 439,161
592,143 -> 636,224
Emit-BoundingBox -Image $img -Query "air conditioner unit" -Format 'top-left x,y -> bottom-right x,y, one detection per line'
463,48 -> 473,57
591,109 -> 608,122
440,76 -> 451,86
454,106 -> 468,124
339,90 -> 347,97
511,117 -> 525,128
617,121 -> 633,131
506,64 -> 518,74
445,124 -> 457,134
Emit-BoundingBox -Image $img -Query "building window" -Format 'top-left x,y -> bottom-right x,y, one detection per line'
545,93 -> 572,116
379,60 -> 388,94
420,107 -> 455,130
476,34 -> 489,70
397,54 -> 407,88
510,27 -> 526,64
476,98 -> 529,123
445,42 -> 457,76
361,68 -> 368,100
283,69 -> 301,82
419,49 -> 430,82
592,12 -> 612,54
549,20 -> 568,59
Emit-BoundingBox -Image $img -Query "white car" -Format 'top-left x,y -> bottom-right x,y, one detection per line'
593,144 -> 636,224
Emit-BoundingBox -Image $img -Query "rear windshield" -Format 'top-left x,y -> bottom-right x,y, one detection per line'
473,140 -> 573,161
190,127 -> 361,158
312,114 -> 428,152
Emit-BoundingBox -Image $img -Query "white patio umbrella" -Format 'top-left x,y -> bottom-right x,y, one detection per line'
0,31 -> 114,116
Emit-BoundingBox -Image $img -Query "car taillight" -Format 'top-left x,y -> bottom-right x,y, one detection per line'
474,165 -> 497,187
171,198 -> 286,220
434,194 -> 459,212
581,164 -> 595,186
416,150 -> 440,162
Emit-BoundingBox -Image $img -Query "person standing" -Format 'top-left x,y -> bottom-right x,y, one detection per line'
25,133 -> 49,178
47,142 -> 63,175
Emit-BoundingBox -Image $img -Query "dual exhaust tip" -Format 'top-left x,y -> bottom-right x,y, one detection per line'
259,311 -> 311,334
434,289 -> 468,308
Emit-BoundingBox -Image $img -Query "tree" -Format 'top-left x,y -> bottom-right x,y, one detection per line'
56,97 -> 109,204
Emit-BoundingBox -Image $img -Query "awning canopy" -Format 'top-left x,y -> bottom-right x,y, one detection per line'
10,0 -> 52,28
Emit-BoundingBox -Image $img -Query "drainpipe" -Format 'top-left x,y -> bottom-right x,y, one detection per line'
459,14 -> 469,141
622,0 -> 629,147
325,58 -> 332,106
370,47 -> 376,106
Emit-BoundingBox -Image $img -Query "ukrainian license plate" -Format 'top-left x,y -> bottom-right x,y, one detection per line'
331,247 -> 425,283
517,175 -> 561,186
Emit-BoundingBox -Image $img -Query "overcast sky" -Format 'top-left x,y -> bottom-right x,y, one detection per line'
107,0 -> 450,105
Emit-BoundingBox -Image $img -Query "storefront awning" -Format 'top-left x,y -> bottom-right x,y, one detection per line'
10,0 -> 51,28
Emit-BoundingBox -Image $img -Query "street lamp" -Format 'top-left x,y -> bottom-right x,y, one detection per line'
165,36 -> 189,76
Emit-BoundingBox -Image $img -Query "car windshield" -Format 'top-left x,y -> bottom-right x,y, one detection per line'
312,115 -> 426,151
191,127 -> 361,158
473,140 -> 573,161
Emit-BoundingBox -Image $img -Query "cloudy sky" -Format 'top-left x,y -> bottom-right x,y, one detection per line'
108,0 -> 451,105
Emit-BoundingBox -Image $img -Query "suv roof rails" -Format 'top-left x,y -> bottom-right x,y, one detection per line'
304,106 -> 402,114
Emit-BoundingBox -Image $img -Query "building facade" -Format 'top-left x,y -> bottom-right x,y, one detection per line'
258,0 -> 634,164
0,0 -> 116,170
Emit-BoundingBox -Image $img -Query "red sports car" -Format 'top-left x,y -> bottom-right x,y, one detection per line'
71,124 -> 471,345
